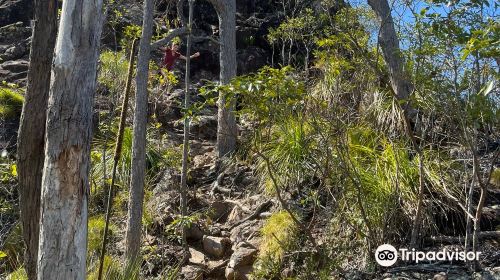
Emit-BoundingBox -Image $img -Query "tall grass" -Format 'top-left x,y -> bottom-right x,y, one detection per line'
0,86 -> 24,119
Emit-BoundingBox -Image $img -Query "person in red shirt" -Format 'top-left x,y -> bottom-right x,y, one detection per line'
160,42 -> 200,71
158,42 -> 200,93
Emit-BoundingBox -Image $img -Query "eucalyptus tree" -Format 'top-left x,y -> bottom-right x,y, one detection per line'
125,0 -> 155,262
207,0 -> 238,157
37,0 -> 104,279
367,0 -> 423,249
367,0 -> 416,119
16,0 -> 57,279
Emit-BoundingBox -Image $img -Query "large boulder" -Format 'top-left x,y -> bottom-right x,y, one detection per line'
237,47 -> 268,75
189,247 -> 207,266
0,22 -> 31,45
225,265 -> 253,280
1,59 -> 28,72
230,219 -> 263,247
190,115 -> 218,140
154,100 -> 182,128
228,245 -> 257,269
0,40 -> 29,61
208,201 -> 235,223
0,0 -> 33,27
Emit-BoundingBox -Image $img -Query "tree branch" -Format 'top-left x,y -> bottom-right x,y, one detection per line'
150,27 -> 188,49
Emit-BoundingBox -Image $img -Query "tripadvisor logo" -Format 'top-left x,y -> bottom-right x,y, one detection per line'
375,244 -> 481,267
375,244 -> 398,267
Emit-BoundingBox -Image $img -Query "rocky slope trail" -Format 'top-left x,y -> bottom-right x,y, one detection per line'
137,82 -> 275,279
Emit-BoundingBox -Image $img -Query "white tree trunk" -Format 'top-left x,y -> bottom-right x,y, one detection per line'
208,0 -> 238,157
37,1 -> 104,279
125,0 -> 155,261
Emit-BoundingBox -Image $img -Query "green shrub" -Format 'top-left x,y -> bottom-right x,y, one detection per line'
98,51 -> 129,96
87,255 -> 122,280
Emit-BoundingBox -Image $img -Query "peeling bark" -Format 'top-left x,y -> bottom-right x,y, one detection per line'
37,0 -> 104,279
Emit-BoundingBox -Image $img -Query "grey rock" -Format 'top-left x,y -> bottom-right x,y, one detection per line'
203,235 -> 231,258
1,59 -> 28,72
0,0 -> 33,27
181,264 -> 204,280
228,246 -> 257,269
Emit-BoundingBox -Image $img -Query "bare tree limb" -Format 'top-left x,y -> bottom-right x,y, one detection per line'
150,27 -> 188,49
229,200 -> 273,230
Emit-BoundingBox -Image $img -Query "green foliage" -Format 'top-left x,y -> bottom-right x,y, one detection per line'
98,50 -> 130,96
121,24 -> 142,47
253,211 -> 298,278
87,255 -> 141,280
490,168 -> 500,187
259,211 -> 298,259
465,80 -> 499,125
257,116 -> 316,194
6,267 -> 27,280
345,127 -> 419,230
91,125 -> 176,205
224,66 -> 305,124
0,224 -> 24,273
165,213 -> 201,243
0,85 -> 24,119
87,216 -> 118,259
0,162 -> 17,183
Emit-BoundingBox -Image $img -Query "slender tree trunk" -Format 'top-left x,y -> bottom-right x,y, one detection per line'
367,0 -> 416,119
180,0 -> 194,252
208,0 -> 238,157
16,0 -> 57,279
369,0 -> 424,248
37,1 -> 104,279
97,39 -> 138,280
464,167 -> 475,253
125,0 -> 155,261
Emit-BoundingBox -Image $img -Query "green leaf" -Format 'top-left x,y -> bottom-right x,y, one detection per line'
0,251 -> 7,259
480,80 -> 494,96
11,164 -> 17,177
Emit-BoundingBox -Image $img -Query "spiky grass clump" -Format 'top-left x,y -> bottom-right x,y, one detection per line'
87,216 -> 118,261
256,116 -> 316,194
87,255 -> 141,280
259,211 -> 298,259
253,211 -> 299,279
0,87 -> 24,119
90,126 -> 175,212
6,267 -> 27,280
